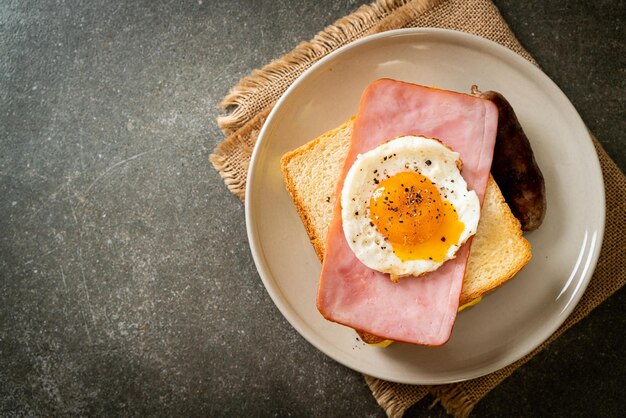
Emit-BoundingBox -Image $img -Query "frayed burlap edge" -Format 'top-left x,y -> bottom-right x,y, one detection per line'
209,106 -> 273,200
365,375 -> 429,418
216,0 -> 444,135
429,385 -> 474,418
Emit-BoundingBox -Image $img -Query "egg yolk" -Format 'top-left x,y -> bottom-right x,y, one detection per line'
369,171 -> 465,262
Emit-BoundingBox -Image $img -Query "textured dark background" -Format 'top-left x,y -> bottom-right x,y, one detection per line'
1,0 -> 624,416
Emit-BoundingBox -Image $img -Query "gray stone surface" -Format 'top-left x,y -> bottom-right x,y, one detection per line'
0,0 -> 623,416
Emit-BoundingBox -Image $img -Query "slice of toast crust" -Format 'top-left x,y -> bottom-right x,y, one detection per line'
280,118 -> 531,310
280,117 -> 354,260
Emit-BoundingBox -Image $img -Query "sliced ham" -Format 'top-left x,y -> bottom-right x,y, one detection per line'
316,79 -> 498,345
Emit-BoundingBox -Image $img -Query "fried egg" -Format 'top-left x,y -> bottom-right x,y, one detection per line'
341,135 -> 480,280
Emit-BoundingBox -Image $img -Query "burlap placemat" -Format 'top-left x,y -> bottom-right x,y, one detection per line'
210,0 -> 626,416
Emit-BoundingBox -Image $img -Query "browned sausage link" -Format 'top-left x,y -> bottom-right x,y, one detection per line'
472,86 -> 546,231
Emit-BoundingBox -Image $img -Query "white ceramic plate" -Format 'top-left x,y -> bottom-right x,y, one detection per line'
245,29 -> 604,384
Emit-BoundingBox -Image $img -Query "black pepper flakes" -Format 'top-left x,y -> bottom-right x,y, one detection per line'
425,160 -> 432,166
441,236 -> 446,242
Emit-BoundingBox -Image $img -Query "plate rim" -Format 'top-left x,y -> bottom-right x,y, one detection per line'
245,27 -> 606,384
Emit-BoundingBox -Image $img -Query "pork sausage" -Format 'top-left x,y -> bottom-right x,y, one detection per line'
472,86 -> 546,230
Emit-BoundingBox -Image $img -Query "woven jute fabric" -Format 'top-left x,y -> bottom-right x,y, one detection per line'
210,0 -> 626,416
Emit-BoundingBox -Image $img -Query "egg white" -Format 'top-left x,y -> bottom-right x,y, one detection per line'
341,135 -> 480,278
